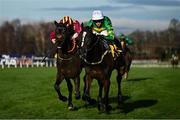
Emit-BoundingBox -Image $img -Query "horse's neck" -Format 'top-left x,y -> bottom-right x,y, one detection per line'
87,39 -> 107,62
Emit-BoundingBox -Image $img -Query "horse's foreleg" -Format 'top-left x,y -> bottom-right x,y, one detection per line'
128,54 -> 132,73
103,79 -> 111,112
97,80 -> 103,111
83,75 -> 93,103
82,74 -> 87,101
117,72 -> 123,106
74,76 -> 81,99
54,74 -> 67,102
66,78 -> 73,110
124,56 -> 129,80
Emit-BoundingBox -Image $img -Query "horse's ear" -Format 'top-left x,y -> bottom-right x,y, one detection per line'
81,23 -> 84,28
54,21 -> 58,26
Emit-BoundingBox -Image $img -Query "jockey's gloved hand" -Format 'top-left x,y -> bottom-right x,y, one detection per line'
97,35 -> 104,40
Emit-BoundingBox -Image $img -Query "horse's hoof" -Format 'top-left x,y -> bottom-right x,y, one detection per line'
68,104 -> 74,111
89,98 -> 97,105
118,94 -> 123,104
68,106 -> 73,110
59,96 -> 67,102
98,104 -> 101,111
75,95 -> 81,100
117,103 -> 124,109
98,101 -> 103,111
99,104 -> 112,113
82,94 -> 86,101
107,105 -> 112,111
102,105 -> 106,112
75,92 -> 81,100
98,103 -> 106,112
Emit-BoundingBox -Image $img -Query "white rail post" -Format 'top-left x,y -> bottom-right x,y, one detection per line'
46,60 -> 48,67
20,61 -> 23,68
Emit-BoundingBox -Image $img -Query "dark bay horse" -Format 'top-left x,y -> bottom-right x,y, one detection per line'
78,26 -> 125,112
171,54 -> 179,68
123,48 -> 132,79
53,21 -> 82,110
119,38 -> 132,79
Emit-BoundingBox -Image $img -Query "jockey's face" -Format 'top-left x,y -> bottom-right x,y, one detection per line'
94,19 -> 103,28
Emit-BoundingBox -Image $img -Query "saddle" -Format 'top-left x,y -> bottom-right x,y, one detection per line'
103,41 -> 122,58
109,44 -> 122,58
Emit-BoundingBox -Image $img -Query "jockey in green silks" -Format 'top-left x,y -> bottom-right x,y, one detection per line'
119,33 -> 133,53
87,15 -> 114,41
86,10 -> 122,58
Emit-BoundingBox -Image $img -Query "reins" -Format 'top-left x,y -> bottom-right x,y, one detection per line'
57,46 -> 73,61
80,50 -> 110,65
67,39 -> 76,53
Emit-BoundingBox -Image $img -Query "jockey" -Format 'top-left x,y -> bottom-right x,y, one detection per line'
86,10 -> 122,58
119,34 -> 133,79
50,16 -> 82,44
119,34 -> 133,53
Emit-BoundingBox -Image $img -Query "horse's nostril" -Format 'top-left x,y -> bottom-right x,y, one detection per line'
57,34 -> 62,39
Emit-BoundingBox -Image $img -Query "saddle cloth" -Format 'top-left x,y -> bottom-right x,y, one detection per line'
109,44 -> 122,58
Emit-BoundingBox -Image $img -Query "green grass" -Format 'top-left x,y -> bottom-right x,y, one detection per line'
0,67 -> 180,119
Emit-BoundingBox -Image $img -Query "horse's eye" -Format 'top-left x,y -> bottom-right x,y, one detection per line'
62,28 -> 66,32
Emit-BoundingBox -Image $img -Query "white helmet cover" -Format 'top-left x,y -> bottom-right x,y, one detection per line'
92,10 -> 104,20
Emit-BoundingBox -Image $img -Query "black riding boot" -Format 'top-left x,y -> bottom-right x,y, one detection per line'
114,38 -> 123,55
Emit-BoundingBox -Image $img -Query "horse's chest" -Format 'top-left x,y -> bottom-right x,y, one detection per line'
91,69 -> 102,75
58,61 -> 80,77
86,67 -> 104,78
60,68 -> 72,74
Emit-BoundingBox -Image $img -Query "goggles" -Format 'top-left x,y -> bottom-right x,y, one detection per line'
93,19 -> 103,23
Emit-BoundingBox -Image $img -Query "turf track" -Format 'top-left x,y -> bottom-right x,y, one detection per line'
0,67 -> 180,119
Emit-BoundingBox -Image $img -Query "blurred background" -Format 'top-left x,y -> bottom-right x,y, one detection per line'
0,0 -> 180,67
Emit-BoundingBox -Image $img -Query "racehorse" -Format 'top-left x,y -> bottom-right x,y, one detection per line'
53,21 -> 82,110
171,54 -> 179,68
123,47 -> 132,79
78,26 -> 125,112
118,37 -> 132,79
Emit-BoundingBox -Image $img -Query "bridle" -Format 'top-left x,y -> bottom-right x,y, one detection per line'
55,24 -> 75,61
57,46 -> 73,61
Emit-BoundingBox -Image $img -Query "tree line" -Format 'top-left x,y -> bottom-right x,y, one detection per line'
129,18 -> 180,60
0,19 -> 54,56
0,18 -> 179,60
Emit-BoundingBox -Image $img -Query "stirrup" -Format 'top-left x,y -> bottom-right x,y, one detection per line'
113,51 -> 120,60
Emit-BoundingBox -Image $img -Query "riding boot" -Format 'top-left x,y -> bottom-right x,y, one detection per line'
114,38 -> 123,55
109,43 -> 121,59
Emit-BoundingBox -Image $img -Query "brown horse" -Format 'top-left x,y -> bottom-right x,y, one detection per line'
119,38 -> 132,79
123,47 -> 132,79
78,26 -> 125,112
53,21 -> 82,110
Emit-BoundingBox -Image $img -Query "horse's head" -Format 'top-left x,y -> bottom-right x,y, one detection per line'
79,26 -> 99,52
54,21 -> 74,43
54,21 -> 74,53
78,25 -> 105,61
